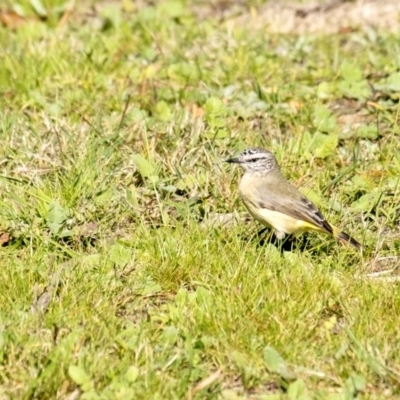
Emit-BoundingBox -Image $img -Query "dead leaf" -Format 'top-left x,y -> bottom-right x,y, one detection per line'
0,232 -> 11,246
189,370 -> 222,399
81,222 -> 99,236
190,103 -> 204,118
0,10 -> 26,29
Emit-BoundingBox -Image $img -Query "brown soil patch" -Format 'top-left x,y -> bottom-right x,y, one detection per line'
236,0 -> 400,34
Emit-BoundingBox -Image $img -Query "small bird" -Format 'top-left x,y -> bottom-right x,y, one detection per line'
226,147 -> 361,249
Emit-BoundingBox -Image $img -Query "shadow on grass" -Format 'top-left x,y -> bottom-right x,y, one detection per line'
245,227 -> 333,254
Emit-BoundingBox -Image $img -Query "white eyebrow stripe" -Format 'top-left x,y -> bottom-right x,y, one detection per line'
243,153 -> 269,159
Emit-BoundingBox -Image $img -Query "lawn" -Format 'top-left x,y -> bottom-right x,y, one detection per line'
1,0 -> 400,399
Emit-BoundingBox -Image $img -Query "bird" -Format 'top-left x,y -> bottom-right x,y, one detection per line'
226,147 -> 361,250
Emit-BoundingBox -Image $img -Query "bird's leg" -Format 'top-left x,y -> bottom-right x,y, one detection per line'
257,227 -> 269,237
255,226 -> 272,246
271,229 -> 295,252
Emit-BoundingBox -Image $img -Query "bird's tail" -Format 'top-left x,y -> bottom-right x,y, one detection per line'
331,226 -> 362,250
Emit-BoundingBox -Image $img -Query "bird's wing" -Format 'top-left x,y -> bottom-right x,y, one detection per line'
255,179 -> 333,234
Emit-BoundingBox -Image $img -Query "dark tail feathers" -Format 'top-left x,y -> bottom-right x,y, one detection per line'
336,230 -> 362,250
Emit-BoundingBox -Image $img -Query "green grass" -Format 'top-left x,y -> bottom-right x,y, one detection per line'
1,0 -> 400,398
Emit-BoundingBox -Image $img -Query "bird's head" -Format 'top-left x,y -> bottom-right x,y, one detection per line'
226,148 -> 279,173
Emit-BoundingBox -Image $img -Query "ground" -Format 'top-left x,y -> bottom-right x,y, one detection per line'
1,0 -> 400,399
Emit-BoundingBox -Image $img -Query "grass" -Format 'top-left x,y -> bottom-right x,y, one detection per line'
1,0 -> 400,398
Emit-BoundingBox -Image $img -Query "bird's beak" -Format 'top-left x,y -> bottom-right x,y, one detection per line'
225,157 -> 240,163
